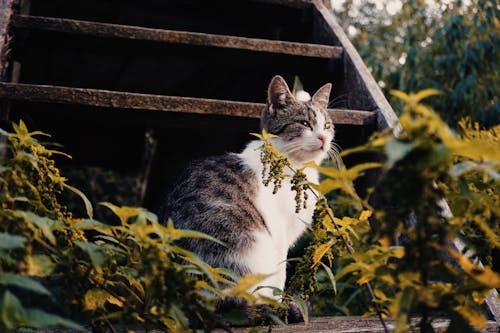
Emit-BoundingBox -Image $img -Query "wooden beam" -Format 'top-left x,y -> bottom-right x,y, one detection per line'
0,0 -> 16,81
311,0 -> 400,134
250,0 -> 312,8
0,82 -> 375,126
12,15 -> 343,60
212,316 -> 499,332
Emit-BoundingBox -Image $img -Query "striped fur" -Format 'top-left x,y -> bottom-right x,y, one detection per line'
158,75 -> 335,300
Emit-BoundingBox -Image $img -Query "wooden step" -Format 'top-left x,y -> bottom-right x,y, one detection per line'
0,82 -> 375,126
251,0 -> 313,8
13,15 -> 343,59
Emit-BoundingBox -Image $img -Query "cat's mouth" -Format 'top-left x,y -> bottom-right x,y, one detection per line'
307,147 -> 323,153
309,141 -> 327,152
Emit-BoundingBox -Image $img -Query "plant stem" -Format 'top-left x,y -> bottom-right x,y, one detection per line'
34,235 -> 61,256
286,165 -> 390,333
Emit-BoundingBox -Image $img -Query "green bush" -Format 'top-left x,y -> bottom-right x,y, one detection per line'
0,121 -> 287,332
2,88 -> 498,333
262,90 -> 500,332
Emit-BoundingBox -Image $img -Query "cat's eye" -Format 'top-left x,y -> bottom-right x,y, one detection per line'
299,120 -> 312,129
324,122 -> 332,129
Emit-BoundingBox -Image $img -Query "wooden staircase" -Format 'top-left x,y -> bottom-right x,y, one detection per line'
0,0 -> 396,206
0,0 -> 499,330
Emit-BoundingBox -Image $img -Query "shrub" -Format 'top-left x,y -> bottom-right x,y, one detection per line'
0,121 -> 284,332
258,90 -> 500,332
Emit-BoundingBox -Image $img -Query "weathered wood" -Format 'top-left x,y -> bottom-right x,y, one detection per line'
28,316 -> 500,333
0,82 -> 375,125
213,316 -> 499,332
136,129 -> 158,206
251,0 -> 312,8
311,0 -> 401,135
0,0 -> 16,81
13,15 -> 343,60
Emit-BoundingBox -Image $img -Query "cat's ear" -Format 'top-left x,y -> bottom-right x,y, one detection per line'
267,75 -> 295,114
311,83 -> 332,110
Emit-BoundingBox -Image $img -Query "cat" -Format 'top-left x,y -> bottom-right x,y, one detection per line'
157,74 -> 335,311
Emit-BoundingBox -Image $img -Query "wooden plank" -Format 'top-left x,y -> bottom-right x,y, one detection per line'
213,316 -> 499,332
0,0 -> 16,81
329,108 -> 375,126
250,0 -> 312,8
0,82 -> 375,126
12,15 -> 343,60
27,316 -> 500,333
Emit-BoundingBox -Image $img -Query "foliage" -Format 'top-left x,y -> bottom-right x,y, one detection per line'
2,85 -> 498,332
443,118 -> 500,270
256,90 -> 499,332
338,0 -> 499,127
61,166 -> 139,223
0,121 -> 288,332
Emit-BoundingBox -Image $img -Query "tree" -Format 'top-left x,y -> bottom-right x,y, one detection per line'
335,0 -> 500,127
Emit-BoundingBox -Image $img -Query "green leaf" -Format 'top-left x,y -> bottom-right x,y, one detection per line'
318,178 -> 345,194
0,290 -> 83,330
99,202 -> 143,225
1,290 -> 26,329
385,141 -> 415,165
0,250 -> 15,265
336,262 -> 362,281
250,129 -> 277,140
26,254 -> 56,277
15,211 -> 62,245
289,295 -> 309,325
391,287 -> 416,333
222,274 -> 268,297
413,88 -> 442,102
168,303 -> 190,330
0,273 -> 51,296
447,247 -> 500,288
449,161 -> 477,176
116,267 -> 144,298
450,160 -> 500,180
221,308 -> 250,326
0,233 -> 26,249
311,240 -> 335,268
453,304 -> 486,330
267,313 -> 286,326
83,288 -> 123,310
63,184 -> 93,219
390,90 -> 411,103
446,310 -> 481,333
253,285 -> 284,298
24,308 -> 83,330
346,162 -> 382,179
74,241 -> 106,269
179,249 -> 220,288
320,262 -> 337,294
157,219 -> 226,246
73,219 -> 112,236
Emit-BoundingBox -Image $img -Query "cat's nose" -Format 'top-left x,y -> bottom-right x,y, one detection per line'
318,135 -> 327,148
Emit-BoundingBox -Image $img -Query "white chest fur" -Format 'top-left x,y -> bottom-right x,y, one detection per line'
240,140 -> 319,243
237,140 -> 320,297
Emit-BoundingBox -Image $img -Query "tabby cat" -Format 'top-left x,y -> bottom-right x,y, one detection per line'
157,75 -> 335,302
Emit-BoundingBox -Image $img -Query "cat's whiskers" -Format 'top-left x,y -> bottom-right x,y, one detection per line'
327,143 -> 343,169
330,141 -> 341,150
284,141 -> 320,155
159,75 -> 336,309
282,141 -> 306,154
